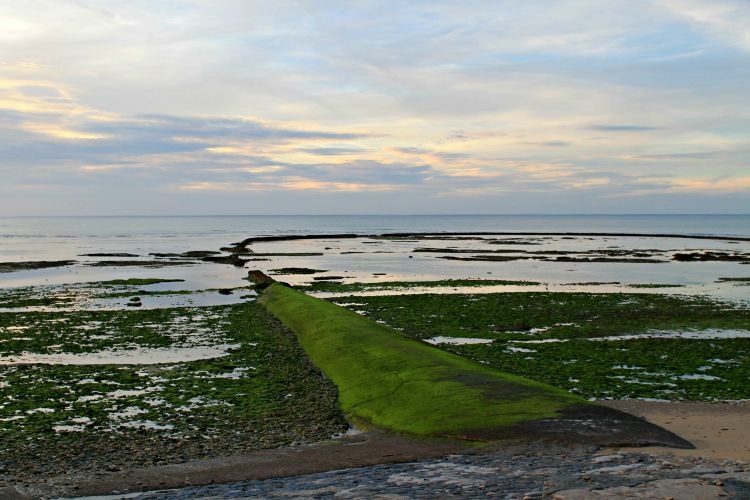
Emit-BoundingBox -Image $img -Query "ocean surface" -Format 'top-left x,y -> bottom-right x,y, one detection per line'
1,215 -> 749,302
1,214 -> 749,262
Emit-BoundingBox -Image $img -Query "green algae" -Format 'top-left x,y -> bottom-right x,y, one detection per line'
0,301 -> 346,474
95,289 -> 199,299
0,305 -> 230,354
451,338 -> 750,400
260,284 -> 585,439
331,292 -> 750,400
0,286 -> 75,309
331,292 -> 750,341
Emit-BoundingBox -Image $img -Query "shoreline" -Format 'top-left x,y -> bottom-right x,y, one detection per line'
3,400 -> 749,498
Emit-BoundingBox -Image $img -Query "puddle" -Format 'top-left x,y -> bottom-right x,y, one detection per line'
0,344 -> 240,365
587,329 -> 750,341
676,374 -> 722,381
506,346 -> 536,353
317,285 -> 555,299
509,329 -> 750,345
0,290 -> 251,313
86,290 -> 252,311
513,338 -> 566,344
26,408 -> 55,414
424,336 -> 494,345
119,420 -> 174,430
316,282 -> 749,304
107,387 -> 161,398
53,424 -> 87,433
77,395 -> 103,403
109,407 -> 148,419
196,366 -> 255,379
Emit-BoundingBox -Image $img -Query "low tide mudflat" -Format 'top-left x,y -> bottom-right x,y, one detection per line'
330,291 -> 750,400
1,230 -> 749,491
0,288 -> 346,484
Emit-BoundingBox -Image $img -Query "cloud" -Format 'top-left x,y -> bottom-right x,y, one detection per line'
178,179 -> 399,193
667,176 -> 750,193
1,2 -> 749,214
633,175 -> 750,194
298,147 -> 367,156
629,150 -> 749,161
523,141 -> 571,147
119,115 -> 367,142
661,0 -> 750,53
0,73 -> 370,167
588,124 -> 661,132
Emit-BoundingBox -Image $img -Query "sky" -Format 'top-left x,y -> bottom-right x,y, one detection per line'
0,0 -> 749,215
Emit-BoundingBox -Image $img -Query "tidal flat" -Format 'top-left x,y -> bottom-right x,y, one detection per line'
0,296 -> 346,484
2,229 -> 750,488
329,292 -> 750,400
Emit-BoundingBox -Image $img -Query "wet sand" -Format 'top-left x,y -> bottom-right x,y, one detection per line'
599,399 -> 750,460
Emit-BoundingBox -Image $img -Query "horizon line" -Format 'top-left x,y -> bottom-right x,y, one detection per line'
2,213 -> 749,218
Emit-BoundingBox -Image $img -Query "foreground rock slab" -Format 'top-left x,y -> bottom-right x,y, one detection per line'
82,446 -> 750,499
0,431 -> 464,499
553,478 -> 729,499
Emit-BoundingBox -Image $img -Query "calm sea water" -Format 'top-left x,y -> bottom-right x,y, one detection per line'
2,214 -> 749,241
1,214 -> 748,301
0,214 -> 748,262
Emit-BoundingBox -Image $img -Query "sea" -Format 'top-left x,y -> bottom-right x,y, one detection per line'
1,214 -> 749,302
1,214 -> 748,262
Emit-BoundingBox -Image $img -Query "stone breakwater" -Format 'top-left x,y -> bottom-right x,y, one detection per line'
121,446 -> 749,499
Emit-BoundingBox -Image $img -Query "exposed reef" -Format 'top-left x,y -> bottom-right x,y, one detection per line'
0,260 -> 77,273
201,254 -> 249,267
673,251 -> 750,262
85,260 -> 195,268
80,253 -> 140,258
269,268 -> 327,275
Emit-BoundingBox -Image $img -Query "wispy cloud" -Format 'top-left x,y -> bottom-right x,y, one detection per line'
661,0 -> 750,53
629,175 -> 750,195
298,147 -> 368,156
0,1 -> 749,214
178,179 -> 400,193
588,124 -> 661,132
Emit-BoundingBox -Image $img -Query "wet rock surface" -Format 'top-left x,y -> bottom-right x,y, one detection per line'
673,251 -> 750,262
0,260 -> 77,273
98,446 -> 750,499
85,260 -> 197,268
200,254 -> 249,267
80,253 -> 141,257
269,267 -> 328,275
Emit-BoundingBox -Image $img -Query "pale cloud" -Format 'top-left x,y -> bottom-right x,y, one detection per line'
661,0 -> 750,52
178,179 -> 399,193
650,176 -> 750,194
0,1 -> 748,214
588,125 -> 661,132
566,177 -> 612,189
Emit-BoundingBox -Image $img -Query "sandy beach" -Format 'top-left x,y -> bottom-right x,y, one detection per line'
600,399 -> 750,461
